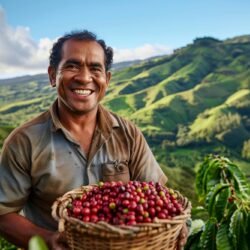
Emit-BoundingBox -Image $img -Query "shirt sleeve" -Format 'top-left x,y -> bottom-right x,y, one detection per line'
0,133 -> 32,215
128,125 -> 168,185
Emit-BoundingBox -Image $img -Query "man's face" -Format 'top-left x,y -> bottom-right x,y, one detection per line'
49,39 -> 111,115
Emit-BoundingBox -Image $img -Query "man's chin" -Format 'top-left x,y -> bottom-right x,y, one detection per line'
71,105 -> 98,115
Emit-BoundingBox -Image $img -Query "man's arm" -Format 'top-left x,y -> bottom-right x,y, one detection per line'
0,213 -> 67,250
128,124 -> 168,185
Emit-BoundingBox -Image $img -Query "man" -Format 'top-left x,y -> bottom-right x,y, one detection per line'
0,30 -> 187,249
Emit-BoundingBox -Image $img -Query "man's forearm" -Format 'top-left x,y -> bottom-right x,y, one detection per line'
0,213 -> 54,249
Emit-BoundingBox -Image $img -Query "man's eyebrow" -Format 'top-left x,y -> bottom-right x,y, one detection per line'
64,59 -> 81,65
89,62 -> 103,68
64,60 -> 103,68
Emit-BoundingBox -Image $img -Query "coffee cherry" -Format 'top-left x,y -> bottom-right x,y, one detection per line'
73,207 -> 82,215
122,200 -> 130,207
128,201 -> 137,210
109,202 -> 116,210
90,215 -> 99,223
82,216 -> 90,222
68,181 -> 183,225
82,207 -> 90,215
156,199 -> 164,207
157,212 -> 167,219
148,207 -> 156,217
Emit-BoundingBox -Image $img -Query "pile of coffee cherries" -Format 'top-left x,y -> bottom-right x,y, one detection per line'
67,181 -> 183,225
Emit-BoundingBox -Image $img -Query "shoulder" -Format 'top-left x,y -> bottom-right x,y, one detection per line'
100,105 -> 141,136
3,110 -> 51,147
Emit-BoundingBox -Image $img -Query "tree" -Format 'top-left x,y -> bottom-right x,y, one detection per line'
242,139 -> 250,160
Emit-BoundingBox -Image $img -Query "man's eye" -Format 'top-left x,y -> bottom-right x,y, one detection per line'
65,64 -> 79,70
92,66 -> 101,72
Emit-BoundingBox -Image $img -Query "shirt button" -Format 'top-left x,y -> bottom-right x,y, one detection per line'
117,166 -> 123,172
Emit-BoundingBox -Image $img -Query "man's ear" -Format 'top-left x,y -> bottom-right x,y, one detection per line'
48,66 -> 56,87
106,71 -> 112,87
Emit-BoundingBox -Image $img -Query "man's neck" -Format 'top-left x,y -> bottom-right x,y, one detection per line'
57,104 -> 99,156
57,105 -> 98,134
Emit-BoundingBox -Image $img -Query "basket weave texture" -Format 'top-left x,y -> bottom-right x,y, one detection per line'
52,185 -> 191,250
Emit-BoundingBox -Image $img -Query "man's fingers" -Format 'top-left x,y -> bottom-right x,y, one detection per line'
50,232 -> 69,250
177,224 -> 189,250
58,232 -> 68,244
181,232 -> 186,238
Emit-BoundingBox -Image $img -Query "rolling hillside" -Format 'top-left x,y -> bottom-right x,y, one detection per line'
1,35 -> 250,203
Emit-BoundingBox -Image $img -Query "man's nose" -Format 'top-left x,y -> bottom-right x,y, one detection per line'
73,67 -> 92,83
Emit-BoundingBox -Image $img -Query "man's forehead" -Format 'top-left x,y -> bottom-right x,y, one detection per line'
62,39 -> 104,53
60,39 -> 105,64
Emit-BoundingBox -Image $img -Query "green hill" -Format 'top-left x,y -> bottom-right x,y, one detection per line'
1,34 -> 250,204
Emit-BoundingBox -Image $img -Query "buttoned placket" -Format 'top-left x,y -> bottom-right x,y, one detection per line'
50,101 -> 118,185
53,122 -> 112,185
54,126 -> 89,183
86,128 -> 112,184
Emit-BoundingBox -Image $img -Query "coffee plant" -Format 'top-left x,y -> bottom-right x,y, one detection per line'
0,236 -> 17,250
185,155 -> 250,250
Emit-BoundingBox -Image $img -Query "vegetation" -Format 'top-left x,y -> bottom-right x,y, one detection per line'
0,236 -> 17,250
185,155 -> 250,250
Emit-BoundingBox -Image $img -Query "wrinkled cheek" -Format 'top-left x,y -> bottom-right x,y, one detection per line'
57,86 -> 65,100
98,85 -> 108,101
56,75 -> 67,99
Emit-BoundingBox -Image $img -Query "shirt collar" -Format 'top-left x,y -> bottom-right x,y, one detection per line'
96,104 -> 119,139
49,100 -> 120,137
50,100 -> 64,132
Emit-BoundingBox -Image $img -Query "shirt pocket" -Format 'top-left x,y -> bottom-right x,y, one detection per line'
101,160 -> 130,183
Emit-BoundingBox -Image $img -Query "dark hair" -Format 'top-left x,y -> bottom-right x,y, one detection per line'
49,30 -> 113,71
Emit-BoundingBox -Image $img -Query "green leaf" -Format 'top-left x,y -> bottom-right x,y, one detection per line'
196,156 -> 222,202
229,209 -> 249,250
205,160 -> 223,193
199,217 -> 217,250
226,162 -> 250,198
216,221 -> 233,250
246,210 -> 250,246
28,235 -> 48,250
214,186 -> 231,221
184,230 -> 203,250
202,158 -> 219,193
196,156 -> 211,200
0,236 -> 17,250
205,183 -> 230,218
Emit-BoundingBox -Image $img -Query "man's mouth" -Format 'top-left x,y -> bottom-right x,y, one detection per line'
72,89 -> 93,96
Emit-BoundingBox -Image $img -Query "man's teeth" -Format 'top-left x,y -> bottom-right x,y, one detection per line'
73,89 -> 92,95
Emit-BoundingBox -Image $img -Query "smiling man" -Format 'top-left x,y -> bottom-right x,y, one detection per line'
0,30 -> 187,249
48,38 -> 112,155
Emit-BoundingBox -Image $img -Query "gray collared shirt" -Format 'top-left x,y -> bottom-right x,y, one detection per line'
0,100 -> 167,230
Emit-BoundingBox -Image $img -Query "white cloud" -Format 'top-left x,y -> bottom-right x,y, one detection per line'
0,7 -> 173,78
113,44 -> 173,63
0,7 -> 54,78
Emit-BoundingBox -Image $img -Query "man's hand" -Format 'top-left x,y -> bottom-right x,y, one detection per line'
0,213 -> 69,250
177,223 -> 189,250
46,232 -> 69,250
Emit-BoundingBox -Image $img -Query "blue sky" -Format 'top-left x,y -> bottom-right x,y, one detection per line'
0,0 -> 249,78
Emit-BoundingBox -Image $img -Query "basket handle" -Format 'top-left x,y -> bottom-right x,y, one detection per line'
51,199 -> 61,221
58,219 -> 65,232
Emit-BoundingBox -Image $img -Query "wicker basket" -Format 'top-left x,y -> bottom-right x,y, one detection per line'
52,185 -> 191,250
